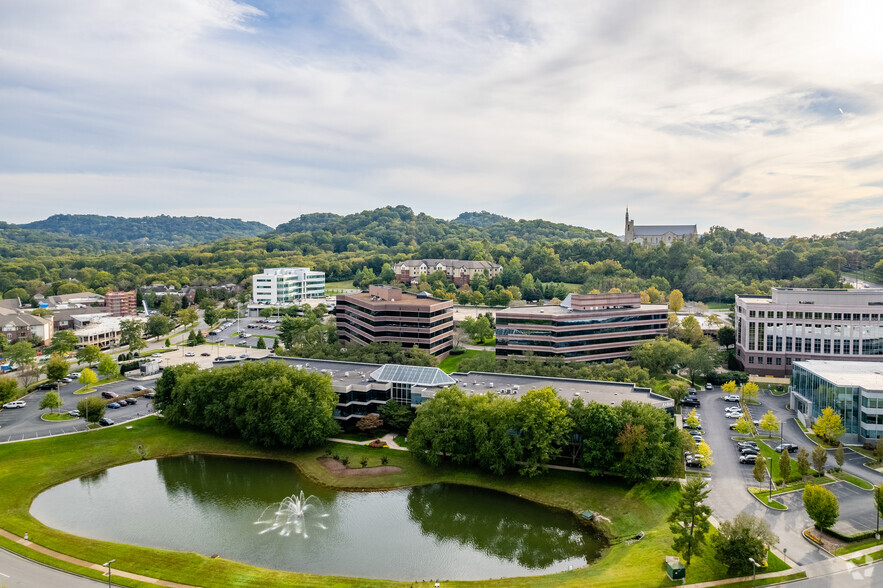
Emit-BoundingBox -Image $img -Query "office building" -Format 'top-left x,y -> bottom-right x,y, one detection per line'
735,288 -> 883,376
104,291 -> 137,317
336,285 -> 454,356
791,360 -> 883,444
495,292 -> 667,363
252,267 -> 325,305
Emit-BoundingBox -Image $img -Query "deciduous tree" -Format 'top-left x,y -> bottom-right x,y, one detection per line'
835,443 -> 845,468
796,448 -> 811,477
97,354 -> 118,378
779,449 -> 792,482
176,307 -> 199,327
39,390 -> 63,414
712,514 -> 778,576
695,440 -> 714,468
44,353 -> 69,382
75,344 -> 101,366
685,408 -> 701,429
722,380 -> 738,395
734,415 -> 752,434
811,445 -> 827,476
49,330 -> 79,354
378,399 -> 415,432
5,341 -> 36,369
741,382 -> 760,404
119,319 -> 146,352
78,368 -> 98,387
669,289 -> 684,312
356,413 -> 383,434
753,455 -> 767,485
803,484 -> 839,531
146,314 -> 173,337
0,376 -> 19,403
76,396 -> 106,423
758,410 -> 780,437
813,407 -> 846,444
669,478 -> 712,565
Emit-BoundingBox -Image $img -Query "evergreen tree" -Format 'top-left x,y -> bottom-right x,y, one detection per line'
669,478 -> 712,565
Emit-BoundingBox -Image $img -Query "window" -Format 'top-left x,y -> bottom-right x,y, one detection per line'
748,357 -> 755,364
777,311 -> 783,319
786,358 -> 792,365
766,357 -> 773,364
776,358 -> 782,365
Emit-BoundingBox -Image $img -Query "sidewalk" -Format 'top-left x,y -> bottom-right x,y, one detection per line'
0,528 -> 196,587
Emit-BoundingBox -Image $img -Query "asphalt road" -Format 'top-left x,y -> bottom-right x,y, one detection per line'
790,558 -> 883,587
0,547 -> 104,587
0,376 -> 158,443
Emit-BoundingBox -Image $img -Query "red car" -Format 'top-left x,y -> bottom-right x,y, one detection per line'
101,391 -> 119,399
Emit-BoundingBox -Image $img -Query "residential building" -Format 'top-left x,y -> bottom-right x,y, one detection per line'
336,285 -> 454,357
42,292 -> 105,308
104,291 -> 137,317
734,288 -> 883,376
495,292 -> 668,363
51,307 -> 108,332
394,259 -> 502,286
790,360 -> 883,444
623,209 -> 697,246
252,267 -> 325,305
272,357 -> 674,423
0,303 -> 53,346
73,315 -> 145,350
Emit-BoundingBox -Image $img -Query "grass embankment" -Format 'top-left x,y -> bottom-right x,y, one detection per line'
439,349 -> 494,373
828,470 -> 874,490
0,417 -> 773,588
748,488 -> 787,509
40,413 -> 75,421
837,536 -> 883,556
850,550 -> 883,565
325,280 -> 355,290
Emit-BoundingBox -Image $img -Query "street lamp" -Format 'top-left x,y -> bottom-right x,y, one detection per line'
748,557 -> 760,586
102,559 -> 115,587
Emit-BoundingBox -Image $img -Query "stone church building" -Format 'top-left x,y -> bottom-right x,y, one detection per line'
624,209 -> 698,246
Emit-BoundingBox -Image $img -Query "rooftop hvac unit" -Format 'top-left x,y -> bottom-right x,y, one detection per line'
489,382 -> 494,387
344,372 -> 350,377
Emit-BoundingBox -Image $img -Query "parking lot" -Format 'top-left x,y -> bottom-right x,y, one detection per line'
208,317 -> 280,349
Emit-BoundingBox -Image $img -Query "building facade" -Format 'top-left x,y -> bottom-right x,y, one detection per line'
104,291 -> 137,317
335,285 -> 454,356
624,209 -> 697,246
495,293 -> 668,363
252,267 -> 325,305
735,288 -> 883,376
394,259 -> 502,286
790,360 -> 883,444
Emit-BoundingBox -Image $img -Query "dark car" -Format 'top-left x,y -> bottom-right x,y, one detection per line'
99,417 -> 114,426
740,448 -> 760,456
127,397 -> 138,405
737,441 -> 758,450
200,352 -> 211,357
774,443 -> 799,453
107,402 -> 121,409
101,391 -> 119,399
37,382 -> 56,390
682,398 -> 701,407
686,456 -> 703,468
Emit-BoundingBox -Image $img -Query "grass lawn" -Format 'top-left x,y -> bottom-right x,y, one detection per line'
325,280 -> 355,290
748,488 -> 787,509
40,413 -> 75,421
850,550 -> 883,565
836,536 -> 883,556
439,349 -> 494,373
0,417 -> 772,588
828,470 -> 874,490
704,302 -> 732,310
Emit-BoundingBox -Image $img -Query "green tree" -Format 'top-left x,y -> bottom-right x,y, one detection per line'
5,341 -> 36,369
875,438 -> 883,464
668,478 -> 712,565
835,443 -> 845,468
875,484 -> 883,530
187,330 -> 197,346
680,315 -> 704,346
753,455 -> 767,485
462,315 -> 494,344
78,368 -> 98,387
159,295 -> 176,316
408,387 -> 471,467
712,513 -> 778,576
811,445 -> 827,476
39,389 -> 63,414
44,353 -> 69,382
779,449 -> 792,482
569,398 -> 622,476
803,484 -> 839,531
75,344 -> 101,366
685,408 -> 701,429
616,423 -> 648,483
76,396 -> 106,423
813,407 -> 846,444
96,354 -> 118,378
256,337 -> 267,349
668,289 -> 684,312
718,325 -> 736,349
203,306 -> 219,327
195,331 -> 206,345
176,307 -> 199,327
0,376 -> 19,404
119,319 -> 146,352
145,314 -> 173,337
734,415 -> 752,434
516,387 -> 573,476
631,337 -> 692,376
796,447 -> 811,477
665,380 -> 690,408
49,330 -> 79,354
684,338 -> 718,385
741,381 -> 760,403
378,399 -> 415,432
758,410 -> 780,437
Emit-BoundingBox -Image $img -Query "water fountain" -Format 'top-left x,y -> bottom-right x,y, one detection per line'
254,491 -> 329,538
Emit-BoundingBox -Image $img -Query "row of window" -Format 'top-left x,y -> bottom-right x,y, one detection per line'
338,315 -> 452,329
496,323 -> 666,339
746,309 -> 883,321
498,333 -> 658,349
747,356 -> 794,365
499,345 -> 634,359
337,303 -> 452,319
497,313 -> 667,327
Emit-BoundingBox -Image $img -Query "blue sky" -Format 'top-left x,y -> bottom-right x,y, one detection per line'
1,1 -> 882,236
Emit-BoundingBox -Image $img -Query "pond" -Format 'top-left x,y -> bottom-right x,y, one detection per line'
31,455 -> 603,581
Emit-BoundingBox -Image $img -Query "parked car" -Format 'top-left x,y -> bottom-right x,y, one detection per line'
239,354 -> 248,359
225,355 -> 236,359
201,352 -> 211,357
685,454 -> 703,468
67,409 -> 80,417
705,383 -> 713,390
107,402 -> 121,409
127,398 -> 138,405
725,411 -> 743,419
723,394 -> 740,402
737,441 -> 758,448
61,377 -> 72,383
740,447 -> 760,456
773,443 -> 798,453
685,429 -> 702,437
101,391 -> 118,399
2,400 -> 26,409
37,383 -> 56,390
133,385 -> 146,391
682,397 -> 701,407
144,392 -> 155,398
184,352 -> 195,357
740,454 -> 758,464
99,417 -> 114,426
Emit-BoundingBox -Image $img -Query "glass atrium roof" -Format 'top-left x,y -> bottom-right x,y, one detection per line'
369,364 -> 455,387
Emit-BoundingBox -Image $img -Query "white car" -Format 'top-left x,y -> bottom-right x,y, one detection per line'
723,394 -> 740,402
184,352 -> 195,357
2,400 -> 26,409
725,411 -> 743,419
705,383 -> 713,390
69,372 -> 81,378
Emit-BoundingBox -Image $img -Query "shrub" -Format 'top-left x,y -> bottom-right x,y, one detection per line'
381,456 -> 389,465
340,456 -> 350,466
360,456 -> 369,468
331,453 -> 339,461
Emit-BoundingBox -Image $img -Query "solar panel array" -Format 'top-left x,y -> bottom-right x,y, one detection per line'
369,364 -> 455,386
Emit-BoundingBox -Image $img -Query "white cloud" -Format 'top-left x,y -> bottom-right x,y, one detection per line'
1,0 -> 882,235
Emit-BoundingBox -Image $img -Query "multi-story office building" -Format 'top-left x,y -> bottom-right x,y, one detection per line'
336,285 -> 454,356
252,268 -> 325,305
790,360 -> 883,444
104,291 -> 137,316
495,293 -> 667,363
394,259 -> 502,286
735,288 -> 883,376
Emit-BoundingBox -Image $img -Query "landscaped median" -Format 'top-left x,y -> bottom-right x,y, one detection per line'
0,417 -> 793,588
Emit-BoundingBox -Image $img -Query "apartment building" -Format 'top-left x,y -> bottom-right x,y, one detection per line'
252,267 -> 325,305
495,292 -> 668,363
104,291 -> 137,317
393,259 -> 502,286
335,285 -> 454,357
735,288 -> 883,376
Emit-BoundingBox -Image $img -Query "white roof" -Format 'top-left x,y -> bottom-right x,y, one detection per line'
795,360 -> 883,391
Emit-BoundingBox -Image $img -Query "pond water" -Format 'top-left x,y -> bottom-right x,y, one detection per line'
31,455 -> 603,581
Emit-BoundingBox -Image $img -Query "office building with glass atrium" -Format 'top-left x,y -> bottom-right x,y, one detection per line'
790,360 -> 883,444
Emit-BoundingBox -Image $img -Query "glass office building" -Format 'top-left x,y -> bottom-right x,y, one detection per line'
790,360 -> 883,443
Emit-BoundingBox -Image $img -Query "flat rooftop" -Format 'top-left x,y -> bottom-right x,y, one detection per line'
270,356 -> 672,410
339,292 -> 450,307
498,303 -> 667,317
794,360 -> 883,390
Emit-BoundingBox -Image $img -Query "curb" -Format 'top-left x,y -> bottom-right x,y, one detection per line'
746,488 -> 788,510
802,528 -> 836,556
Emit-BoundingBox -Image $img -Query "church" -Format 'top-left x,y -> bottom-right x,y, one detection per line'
623,209 -> 697,246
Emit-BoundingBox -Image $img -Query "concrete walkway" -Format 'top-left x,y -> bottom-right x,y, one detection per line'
0,528 -> 196,587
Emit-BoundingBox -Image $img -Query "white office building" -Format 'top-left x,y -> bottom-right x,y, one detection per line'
252,268 -> 325,304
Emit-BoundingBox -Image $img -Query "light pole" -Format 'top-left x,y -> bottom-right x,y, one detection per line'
748,557 -> 760,586
102,559 -> 115,587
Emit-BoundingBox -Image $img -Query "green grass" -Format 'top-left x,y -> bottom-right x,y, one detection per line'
836,536 -> 883,556
40,413 -> 75,421
439,349 -> 494,373
850,550 -> 883,565
325,280 -> 355,290
748,488 -> 787,509
704,302 -> 732,310
393,435 -> 408,447
0,417 -> 762,588
718,572 -> 806,588
828,470 -> 874,489
471,337 -> 497,346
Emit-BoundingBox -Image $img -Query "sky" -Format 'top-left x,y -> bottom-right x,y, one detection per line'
2,1 -> 883,236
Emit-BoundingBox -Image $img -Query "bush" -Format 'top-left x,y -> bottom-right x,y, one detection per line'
360,456 -> 368,468
340,456 -> 350,466
449,347 -> 465,355
823,527 -> 878,543
332,453 -> 339,461
380,456 -> 389,465
707,371 -> 749,385
76,396 -> 106,423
